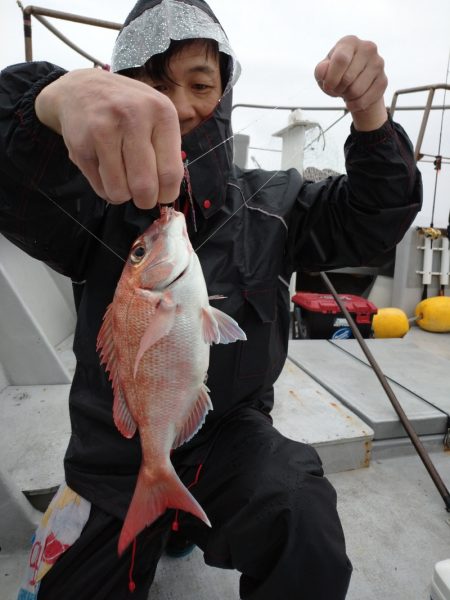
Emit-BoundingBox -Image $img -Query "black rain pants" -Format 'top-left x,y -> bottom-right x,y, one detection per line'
36,408 -> 352,600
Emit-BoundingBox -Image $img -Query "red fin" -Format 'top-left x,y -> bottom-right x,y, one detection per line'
133,293 -> 176,377
201,306 -> 247,345
117,463 -> 210,556
172,384 -> 212,449
97,304 -> 137,438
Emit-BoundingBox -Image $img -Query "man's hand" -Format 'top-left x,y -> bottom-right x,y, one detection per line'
35,69 -> 184,209
314,36 -> 388,131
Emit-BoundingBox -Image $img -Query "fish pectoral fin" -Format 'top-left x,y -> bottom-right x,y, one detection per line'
201,306 -> 247,345
201,307 -> 220,344
133,294 -> 176,378
97,303 -> 137,438
172,384 -> 213,449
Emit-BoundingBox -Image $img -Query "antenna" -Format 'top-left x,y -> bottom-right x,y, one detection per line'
430,48 -> 450,228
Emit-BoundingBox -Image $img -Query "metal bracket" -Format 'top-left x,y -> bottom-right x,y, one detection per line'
443,428 -> 450,450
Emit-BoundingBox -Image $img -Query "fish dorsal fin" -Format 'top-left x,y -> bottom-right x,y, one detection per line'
134,291 -> 176,378
172,383 -> 213,449
97,303 -> 137,439
201,306 -> 247,345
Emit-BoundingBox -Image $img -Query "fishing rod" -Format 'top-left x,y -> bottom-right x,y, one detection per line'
317,272 -> 450,511
348,59 -> 450,506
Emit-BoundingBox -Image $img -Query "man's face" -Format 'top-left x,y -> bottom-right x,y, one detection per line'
140,41 -> 222,136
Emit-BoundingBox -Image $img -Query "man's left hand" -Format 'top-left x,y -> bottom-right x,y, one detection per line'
314,35 -> 388,131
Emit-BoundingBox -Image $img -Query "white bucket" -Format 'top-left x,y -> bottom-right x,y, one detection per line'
431,560 -> 450,600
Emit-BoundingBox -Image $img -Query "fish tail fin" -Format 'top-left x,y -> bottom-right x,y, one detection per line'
117,463 -> 210,556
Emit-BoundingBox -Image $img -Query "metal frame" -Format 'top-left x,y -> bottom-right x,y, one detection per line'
17,3 -> 121,68
16,3 -> 450,132
390,84 -> 450,161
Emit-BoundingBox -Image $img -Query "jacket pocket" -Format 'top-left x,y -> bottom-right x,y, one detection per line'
238,287 -> 277,379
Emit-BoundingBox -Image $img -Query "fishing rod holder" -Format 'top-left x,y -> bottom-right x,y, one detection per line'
416,228 -> 450,287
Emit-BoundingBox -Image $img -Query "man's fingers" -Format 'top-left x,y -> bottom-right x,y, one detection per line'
316,37 -> 385,100
123,137 -> 159,209
65,119 -> 131,204
314,59 -> 330,87
315,36 -> 388,130
120,101 -> 182,209
65,136 -> 109,201
49,70 -> 184,209
78,158 -> 108,201
321,41 -> 356,93
347,63 -> 379,100
344,73 -> 388,113
152,109 -> 184,205
96,136 -> 132,204
331,53 -> 367,98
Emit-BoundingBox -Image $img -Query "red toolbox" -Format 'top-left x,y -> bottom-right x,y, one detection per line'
291,292 -> 378,340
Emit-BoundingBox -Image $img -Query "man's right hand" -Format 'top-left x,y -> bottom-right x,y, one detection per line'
35,68 -> 184,209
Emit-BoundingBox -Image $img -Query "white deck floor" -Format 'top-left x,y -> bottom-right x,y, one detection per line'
1,326 -> 449,599
149,450 -> 450,600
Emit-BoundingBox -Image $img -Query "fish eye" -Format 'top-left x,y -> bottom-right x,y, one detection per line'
130,245 -> 146,264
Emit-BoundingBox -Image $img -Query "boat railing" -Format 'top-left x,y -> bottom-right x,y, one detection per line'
391,84 -> 450,162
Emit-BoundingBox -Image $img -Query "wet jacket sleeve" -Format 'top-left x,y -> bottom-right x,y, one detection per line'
287,117 -> 422,271
0,61 -> 105,280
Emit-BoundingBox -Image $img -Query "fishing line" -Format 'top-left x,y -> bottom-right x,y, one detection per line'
303,110 -> 348,152
37,94 -> 347,262
36,79 -> 332,260
194,109 -> 350,252
36,93 -> 347,261
36,185 -> 126,263
194,169 -> 282,252
188,82 -> 319,168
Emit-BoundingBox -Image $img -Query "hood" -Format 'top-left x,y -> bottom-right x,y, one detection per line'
111,0 -> 240,220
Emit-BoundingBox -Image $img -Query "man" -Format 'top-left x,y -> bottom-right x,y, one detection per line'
0,0 -> 422,598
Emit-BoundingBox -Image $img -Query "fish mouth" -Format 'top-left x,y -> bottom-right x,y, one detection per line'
166,263 -> 189,288
166,250 -> 194,288
146,258 -> 191,291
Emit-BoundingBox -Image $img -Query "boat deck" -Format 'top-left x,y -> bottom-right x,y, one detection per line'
1,326 -> 449,599
149,450 -> 450,600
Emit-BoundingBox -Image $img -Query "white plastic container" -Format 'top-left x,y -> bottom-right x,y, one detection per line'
431,559 -> 450,600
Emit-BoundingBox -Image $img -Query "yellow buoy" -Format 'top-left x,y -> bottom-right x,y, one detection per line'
372,307 -> 410,338
415,296 -> 450,332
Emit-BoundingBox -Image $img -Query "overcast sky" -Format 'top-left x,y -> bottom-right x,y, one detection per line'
1,0 -> 449,226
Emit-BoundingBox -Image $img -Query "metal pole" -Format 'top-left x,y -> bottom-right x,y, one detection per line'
32,14 -> 107,68
23,5 -> 121,30
389,83 -> 450,160
415,89 -> 436,161
319,270 -> 450,512
232,103 -> 450,113
20,5 -> 33,61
